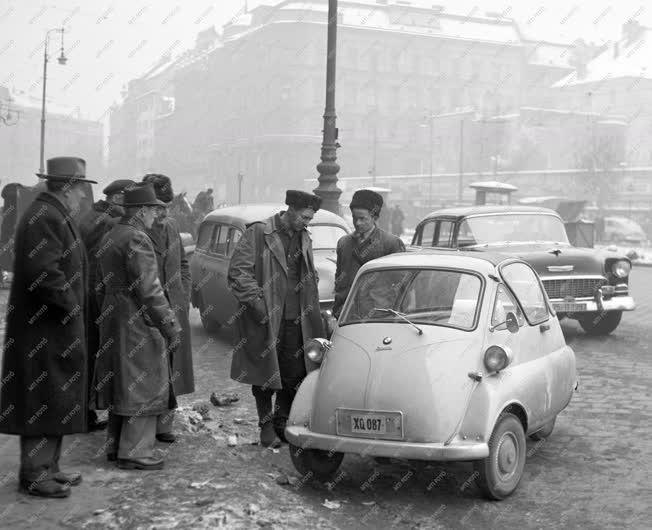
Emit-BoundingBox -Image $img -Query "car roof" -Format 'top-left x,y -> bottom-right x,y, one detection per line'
419,204 -> 559,221
359,248 -> 514,275
202,203 -> 348,226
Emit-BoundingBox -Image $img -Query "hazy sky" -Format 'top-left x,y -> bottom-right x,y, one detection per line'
1,0 -> 651,123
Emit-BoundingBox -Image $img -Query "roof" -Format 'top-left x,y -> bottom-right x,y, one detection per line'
203,202 -> 348,226
420,204 -> 560,220
360,248 -> 513,274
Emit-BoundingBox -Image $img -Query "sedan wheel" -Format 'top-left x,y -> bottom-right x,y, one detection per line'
289,444 -> 344,482
474,413 -> 526,500
578,310 -> 622,336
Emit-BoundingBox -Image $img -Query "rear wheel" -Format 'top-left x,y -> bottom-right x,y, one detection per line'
474,413 -> 526,500
529,417 -> 556,441
289,444 -> 344,481
578,310 -> 622,336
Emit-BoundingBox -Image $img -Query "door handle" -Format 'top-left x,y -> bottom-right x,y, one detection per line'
540,324 -> 550,333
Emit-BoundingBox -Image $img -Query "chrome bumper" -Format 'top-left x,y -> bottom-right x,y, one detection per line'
285,425 -> 489,461
552,295 -> 635,313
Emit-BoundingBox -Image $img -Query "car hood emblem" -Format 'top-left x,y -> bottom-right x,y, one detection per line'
547,265 -> 574,272
382,337 -> 392,345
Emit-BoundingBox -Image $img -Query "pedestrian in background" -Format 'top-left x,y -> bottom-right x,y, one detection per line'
92,183 -> 181,470
0,157 -> 96,498
390,203 -> 405,237
228,190 -> 324,447
333,189 -> 405,318
142,173 -> 194,443
79,178 -> 135,432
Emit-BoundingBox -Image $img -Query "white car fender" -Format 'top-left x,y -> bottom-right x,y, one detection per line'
287,370 -> 320,428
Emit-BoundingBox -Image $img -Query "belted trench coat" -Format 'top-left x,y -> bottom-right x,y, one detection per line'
227,213 -> 324,390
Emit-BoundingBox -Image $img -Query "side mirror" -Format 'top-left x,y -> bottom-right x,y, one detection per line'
505,312 -> 519,334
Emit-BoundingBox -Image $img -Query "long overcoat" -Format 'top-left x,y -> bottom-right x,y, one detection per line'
92,217 -> 181,416
0,192 -> 89,435
146,216 -> 194,395
227,214 -> 324,390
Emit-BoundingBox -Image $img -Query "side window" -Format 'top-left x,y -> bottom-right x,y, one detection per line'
417,221 -> 436,246
491,284 -> 525,329
226,228 -> 243,257
435,221 -> 454,247
196,223 -> 215,251
210,224 -> 229,255
501,262 -> 549,324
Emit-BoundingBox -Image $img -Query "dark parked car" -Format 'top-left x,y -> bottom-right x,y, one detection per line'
412,205 -> 635,335
190,203 -> 350,331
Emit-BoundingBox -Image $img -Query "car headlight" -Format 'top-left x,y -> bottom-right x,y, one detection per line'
304,338 -> 332,364
483,345 -> 512,373
611,259 -> 631,278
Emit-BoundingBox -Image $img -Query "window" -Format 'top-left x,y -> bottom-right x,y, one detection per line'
196,223 -> 215,251
210,224 -> 229,255
501,262 -> 549,324
491,284 -> 525,329
226,227 -> 243,257
417,221 -> 436,246
435,221 -> 454,247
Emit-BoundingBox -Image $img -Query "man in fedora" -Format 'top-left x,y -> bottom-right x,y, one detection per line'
333,189 -> 405,318
0,156 -> 96,498
142,173 -> 194,443
79,178 -> 135,432
92,182 -> 181,470
228,190 -> 324,447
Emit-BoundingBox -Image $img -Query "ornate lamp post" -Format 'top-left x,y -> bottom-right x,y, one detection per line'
39,27 -> 67,175
313,0 -> 341,214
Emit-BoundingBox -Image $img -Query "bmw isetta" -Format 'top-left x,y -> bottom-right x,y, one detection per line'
286,250 -> 577,500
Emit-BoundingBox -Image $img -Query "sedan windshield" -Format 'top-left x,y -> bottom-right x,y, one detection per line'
340,268 -> 482,331
310,224 -> 348,250
458,214 -> 569,246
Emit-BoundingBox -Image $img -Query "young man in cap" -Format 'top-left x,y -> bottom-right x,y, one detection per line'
142,173 -> 194,443
0,157 -> 96,498
333,189 -> 406,318
92,182 -> 181,470
79,178 -> 135,432
228,190 -> 325,447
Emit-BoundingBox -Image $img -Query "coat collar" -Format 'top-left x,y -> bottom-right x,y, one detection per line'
37,191 -> 70,218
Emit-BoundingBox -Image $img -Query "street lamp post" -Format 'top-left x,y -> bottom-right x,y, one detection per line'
458,117 -> 464,203
313,0 -> 341,214
237,171 -> 244,204
39,27 -> 67,175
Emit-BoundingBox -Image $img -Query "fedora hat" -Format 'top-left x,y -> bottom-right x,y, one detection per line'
122,182 -> 166,207
36,157 -> 98,184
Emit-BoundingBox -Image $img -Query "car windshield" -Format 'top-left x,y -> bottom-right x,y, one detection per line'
310,224 -> 348,250
340,268 -> 483,331
458,214 -> 569,246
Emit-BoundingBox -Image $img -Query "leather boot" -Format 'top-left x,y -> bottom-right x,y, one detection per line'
52,471 -> 82,486
260,422 -> 281,448
19,478 -> 71,498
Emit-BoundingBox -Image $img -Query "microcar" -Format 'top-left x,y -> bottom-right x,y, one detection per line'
286,250 -> 577,500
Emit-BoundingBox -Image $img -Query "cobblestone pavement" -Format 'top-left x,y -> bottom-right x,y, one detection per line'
0,268 -> 651,528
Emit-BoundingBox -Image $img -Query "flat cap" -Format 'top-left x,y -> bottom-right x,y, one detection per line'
285,190 -> 321,211
350,189 -> 383,216
103,179 -> 135,196
142,173 -> 174,203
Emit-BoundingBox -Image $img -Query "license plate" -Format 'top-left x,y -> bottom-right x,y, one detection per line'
553,302 -> 587,312
336,409 -> 403,440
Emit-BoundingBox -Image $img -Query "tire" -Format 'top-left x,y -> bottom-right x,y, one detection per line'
578,310 -> 622,336
529,417 -> 556,441
474,413 -> 526,500
289,443 -> 344,482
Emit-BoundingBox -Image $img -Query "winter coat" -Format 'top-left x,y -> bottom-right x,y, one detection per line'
145,216 -> 194,396
227,213 -> 324,390
0,192 -> 89,435
333,227 -> 406,317
92,217 -> 181,416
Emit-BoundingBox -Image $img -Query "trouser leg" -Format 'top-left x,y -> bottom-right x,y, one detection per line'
156,409 -> 175,434
251,385 -> 275,427
117,415 -> 157,460
19,435 -> 61,483
106,412 -> 122,456
274,320 -> 305,432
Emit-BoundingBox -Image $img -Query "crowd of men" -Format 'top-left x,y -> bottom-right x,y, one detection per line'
0,156 -> 405,498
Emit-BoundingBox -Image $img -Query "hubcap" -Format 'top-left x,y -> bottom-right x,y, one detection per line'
496,433 -> 518,477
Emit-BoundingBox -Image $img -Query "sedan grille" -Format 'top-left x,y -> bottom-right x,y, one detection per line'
542,277 -> 606,300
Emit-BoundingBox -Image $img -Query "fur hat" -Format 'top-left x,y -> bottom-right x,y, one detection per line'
350,189 -> 383,216
285,190 -> 321,211
142,173 -> 173,203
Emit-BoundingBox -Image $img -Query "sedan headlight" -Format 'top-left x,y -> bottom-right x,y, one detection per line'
304,338 -> 332,364
483,345 -> 512,373
611,259 -> 631,278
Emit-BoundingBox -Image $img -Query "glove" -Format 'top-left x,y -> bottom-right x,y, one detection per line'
248,297 -> 268,323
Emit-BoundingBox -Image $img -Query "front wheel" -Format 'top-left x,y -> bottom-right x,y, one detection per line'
474,413 -> 526,500
578,310 -> 622,336
289,444 -> 344,481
